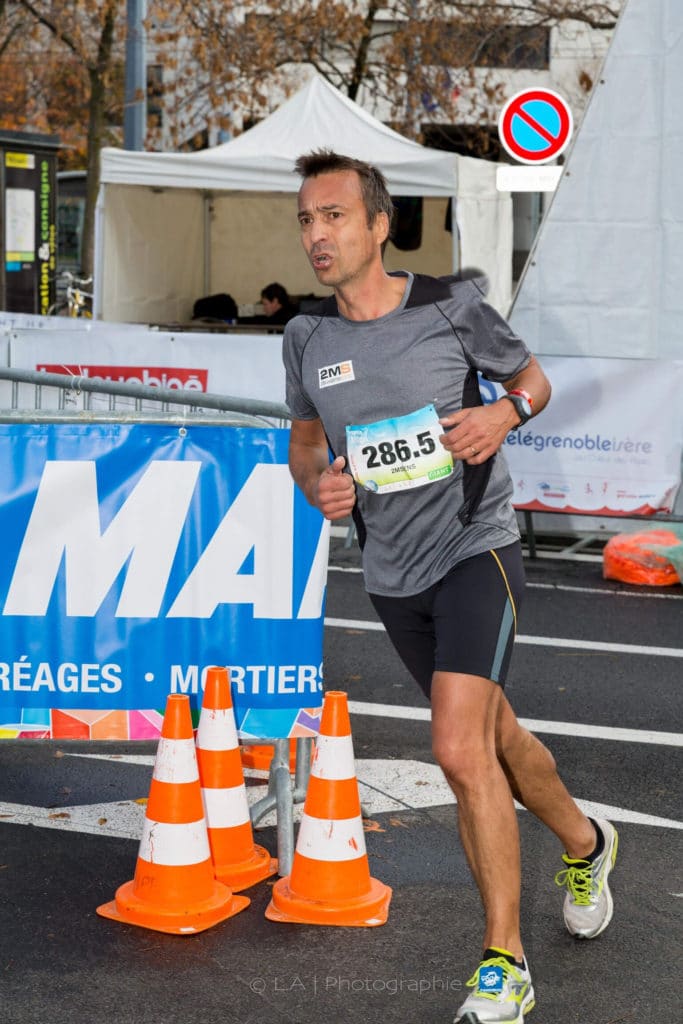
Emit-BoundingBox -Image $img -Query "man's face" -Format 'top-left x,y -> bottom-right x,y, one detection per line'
297,170 -> 387,289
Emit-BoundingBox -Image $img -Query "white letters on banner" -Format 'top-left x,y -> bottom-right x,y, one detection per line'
0,423 -> 328,737
4,460 -> 318,621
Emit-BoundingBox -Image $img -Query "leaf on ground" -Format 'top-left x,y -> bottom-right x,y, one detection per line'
362,819 -> 385,832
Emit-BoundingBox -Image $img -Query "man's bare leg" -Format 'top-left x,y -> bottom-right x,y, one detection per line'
494,694 -> 597,859
431,671 -> 524,960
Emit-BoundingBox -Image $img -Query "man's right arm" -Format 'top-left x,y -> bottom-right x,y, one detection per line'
289,417 -> 356,521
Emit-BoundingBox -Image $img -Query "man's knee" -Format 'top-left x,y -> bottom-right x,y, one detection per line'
432,733 -> 496,789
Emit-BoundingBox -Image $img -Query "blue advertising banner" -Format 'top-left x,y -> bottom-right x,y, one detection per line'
0,423 -> 328,738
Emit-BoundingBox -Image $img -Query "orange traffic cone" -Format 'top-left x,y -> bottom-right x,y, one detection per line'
265,690 -> 391,927
196,667 -> 277,891
97,693 -> 250,934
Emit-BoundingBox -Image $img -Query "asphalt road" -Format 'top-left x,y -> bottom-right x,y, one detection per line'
1,532 -> 681,1024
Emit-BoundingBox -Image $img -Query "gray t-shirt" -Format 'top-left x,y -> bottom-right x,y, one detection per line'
283,272 -> 531,597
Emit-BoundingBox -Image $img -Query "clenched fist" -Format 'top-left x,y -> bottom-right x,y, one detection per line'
315,456 -> 356,521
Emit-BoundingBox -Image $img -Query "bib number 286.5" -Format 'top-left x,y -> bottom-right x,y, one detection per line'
346,404 -> 452,494
362,431 -> 436,468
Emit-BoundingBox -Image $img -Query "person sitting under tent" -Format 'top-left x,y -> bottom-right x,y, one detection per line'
240,283 -> 299,327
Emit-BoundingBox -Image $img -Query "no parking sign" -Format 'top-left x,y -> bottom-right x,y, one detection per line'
498,88 -> 573,165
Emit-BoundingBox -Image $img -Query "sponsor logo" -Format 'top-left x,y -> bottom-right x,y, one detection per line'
36,364 -> 208,391
318,360 -> 354,389
480,967 -> 503,991
539,482 -> 570,493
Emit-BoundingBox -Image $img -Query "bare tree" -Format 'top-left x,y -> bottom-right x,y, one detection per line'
1,0 -> 125,276
156,0 -> 622,149
0,0 -> 623,277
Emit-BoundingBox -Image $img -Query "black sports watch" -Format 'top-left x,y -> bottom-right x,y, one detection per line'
502,391 -> 532,428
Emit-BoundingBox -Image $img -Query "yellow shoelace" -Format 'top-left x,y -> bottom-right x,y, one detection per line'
555,859 -> 596,905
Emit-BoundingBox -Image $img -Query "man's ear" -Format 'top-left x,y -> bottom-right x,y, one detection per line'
374,211 -> 390,247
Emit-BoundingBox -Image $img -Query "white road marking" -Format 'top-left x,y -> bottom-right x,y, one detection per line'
328,563 -> 683,599
526,582 -> 683,600
325,616 -> 683,658
0,799 -> 146,840
347,700 -> 683,747
1,757 -> 680,838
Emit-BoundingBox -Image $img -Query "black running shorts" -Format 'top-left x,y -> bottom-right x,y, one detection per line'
368,541 -> 525,699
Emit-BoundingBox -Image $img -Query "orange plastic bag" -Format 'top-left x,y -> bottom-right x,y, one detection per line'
602,529 -> 682,586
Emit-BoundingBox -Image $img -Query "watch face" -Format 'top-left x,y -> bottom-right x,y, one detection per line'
517,395 -> 532,418
507,393 -> 532,425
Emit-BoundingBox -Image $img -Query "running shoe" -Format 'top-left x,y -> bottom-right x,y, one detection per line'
453,952 -> 535,1023
555,818 -> 619,938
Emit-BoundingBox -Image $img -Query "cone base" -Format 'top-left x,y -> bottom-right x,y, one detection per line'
215,844 -> 278,892
97,879 -> 250,935
265,875 -> 391,927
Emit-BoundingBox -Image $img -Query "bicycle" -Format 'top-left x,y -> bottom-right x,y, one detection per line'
48,271 -> 93,318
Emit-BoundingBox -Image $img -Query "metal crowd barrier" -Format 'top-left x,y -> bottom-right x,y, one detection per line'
0,366 -> 311,876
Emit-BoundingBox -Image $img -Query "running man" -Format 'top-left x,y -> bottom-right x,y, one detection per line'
282,149 -> 618,1024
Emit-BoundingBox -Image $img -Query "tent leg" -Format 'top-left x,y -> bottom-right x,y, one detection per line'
93,185 -> 105,319
450,193 -> 460,274
203,193 -> 212,295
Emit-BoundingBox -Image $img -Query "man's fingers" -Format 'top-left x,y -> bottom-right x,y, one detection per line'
439,409 -> 468,429
327,455 -> 347,474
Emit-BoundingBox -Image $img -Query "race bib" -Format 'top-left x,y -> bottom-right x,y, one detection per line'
346,404 -> 453,494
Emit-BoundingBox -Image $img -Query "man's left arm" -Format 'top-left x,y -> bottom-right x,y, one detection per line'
439,354 -> 551,464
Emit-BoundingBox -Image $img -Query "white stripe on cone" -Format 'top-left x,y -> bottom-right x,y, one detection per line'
201,785 -> 251,829
152,738 -> 199,784
296,812 -> 367,861
138,818 -> 211,866
196,708 -> 239,751
312,734 -> 356,781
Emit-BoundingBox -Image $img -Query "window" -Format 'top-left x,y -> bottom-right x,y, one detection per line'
438,23 -> 550,70
147,64 -> 164,131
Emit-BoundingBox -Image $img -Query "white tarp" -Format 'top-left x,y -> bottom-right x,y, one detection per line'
96,74 -> 513,321
492,357 -> 683,515
4,328 -> 285,412
510,0 -> 683,360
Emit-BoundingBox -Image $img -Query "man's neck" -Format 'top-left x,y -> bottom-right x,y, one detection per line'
335,269 -> 407,322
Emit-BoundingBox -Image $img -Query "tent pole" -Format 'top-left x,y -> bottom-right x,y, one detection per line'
450,194 -> 460,274
93,185 -> 105,319
203,193 -> 212,295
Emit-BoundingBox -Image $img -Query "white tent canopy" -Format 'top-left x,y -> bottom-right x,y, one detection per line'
96,74 -> 511,321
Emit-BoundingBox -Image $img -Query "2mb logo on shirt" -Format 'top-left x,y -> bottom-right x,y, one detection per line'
318,360 -> 355,389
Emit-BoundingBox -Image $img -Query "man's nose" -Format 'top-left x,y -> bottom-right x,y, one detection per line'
308,217 -> 327,244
